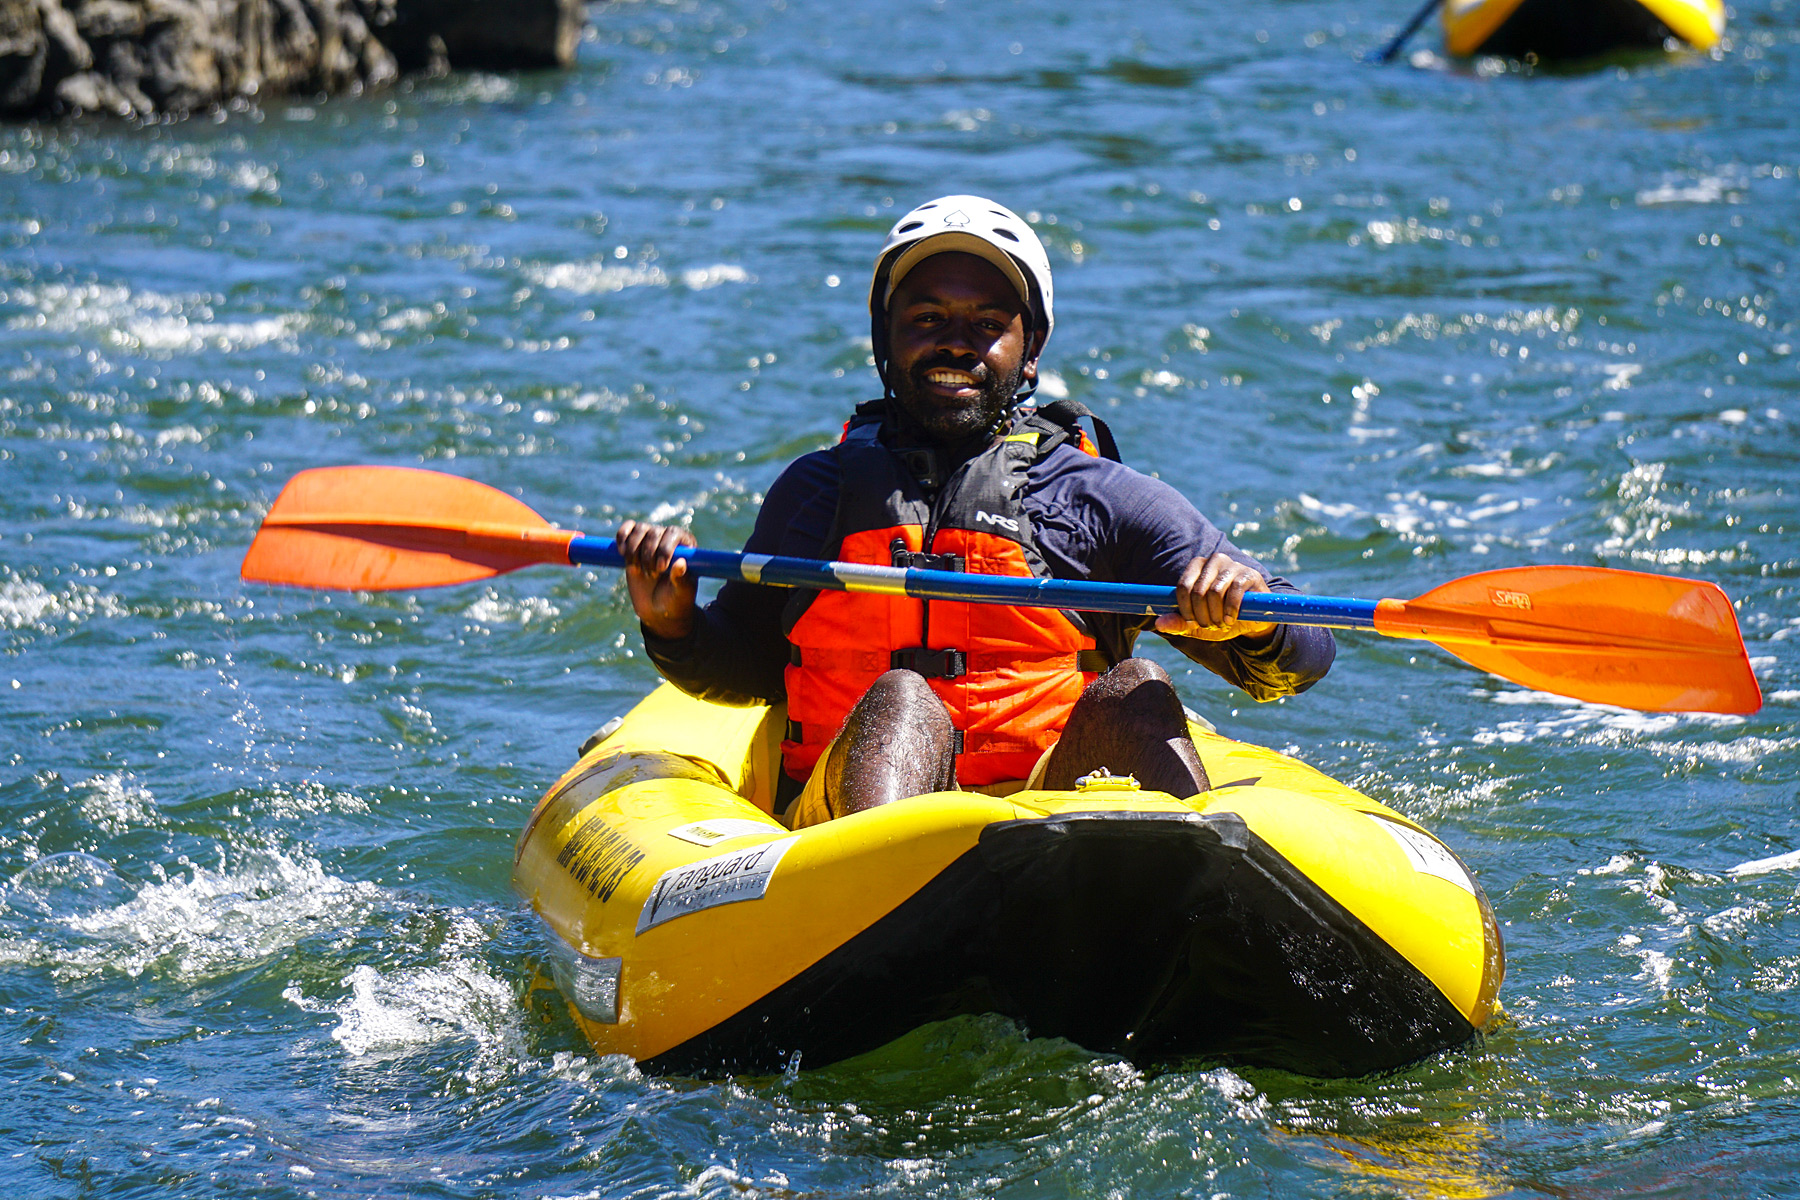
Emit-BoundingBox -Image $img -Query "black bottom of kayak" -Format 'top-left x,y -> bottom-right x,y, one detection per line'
1477,0 -> 1675,58
643,810 -> 1480,1078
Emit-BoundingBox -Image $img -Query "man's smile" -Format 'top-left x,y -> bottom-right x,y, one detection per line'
923,367 -> 981,395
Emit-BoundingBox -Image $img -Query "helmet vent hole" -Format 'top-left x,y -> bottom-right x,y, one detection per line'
897,221 -> 924,232
991,228 -> 1020,242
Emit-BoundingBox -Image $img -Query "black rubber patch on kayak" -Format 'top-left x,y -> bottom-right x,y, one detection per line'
641,810 -> 1477,1079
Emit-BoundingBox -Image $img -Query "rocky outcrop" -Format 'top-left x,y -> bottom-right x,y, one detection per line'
0,0 -> 583,118
371,0 -> 582,74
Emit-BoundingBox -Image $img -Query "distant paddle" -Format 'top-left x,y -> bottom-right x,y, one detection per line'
1366,0 -> 1441,62
242,466 -> 1763,715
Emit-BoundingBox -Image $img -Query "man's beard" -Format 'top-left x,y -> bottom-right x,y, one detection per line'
889,356 -> 1024,444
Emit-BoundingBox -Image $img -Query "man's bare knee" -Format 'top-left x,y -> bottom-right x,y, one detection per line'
1077,656 -> 1172,705
1045,658 -> 1207,796
857,668 -> 948,718
828,669 -> 956,816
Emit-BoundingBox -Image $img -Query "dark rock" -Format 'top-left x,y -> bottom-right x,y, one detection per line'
0,0 -> 47,111
41,0 -> 96,77
0,0 -> 580,118
371,0 -> 582,72
54,66 -> 134,113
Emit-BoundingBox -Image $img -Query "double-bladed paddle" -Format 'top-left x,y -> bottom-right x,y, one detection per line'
240,465 -> 1763,715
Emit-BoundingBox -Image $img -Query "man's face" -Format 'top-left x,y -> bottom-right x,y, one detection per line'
886,252 -> 1039,444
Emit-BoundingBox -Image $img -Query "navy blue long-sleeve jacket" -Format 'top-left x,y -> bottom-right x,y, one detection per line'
642,435 -> 1334,705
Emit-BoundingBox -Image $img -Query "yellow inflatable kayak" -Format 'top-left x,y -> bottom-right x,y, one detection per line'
513,683 -> 1504,1077
1443,0 -> 1724,58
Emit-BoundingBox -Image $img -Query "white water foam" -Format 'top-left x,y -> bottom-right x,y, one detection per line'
527,261 -> 670,294
420,73 -> 518,104
283,917 -> 526,1077
463,591 -> 560,626
1197,1068 -> 1269,1122
75,772 -> 160,835
1728,849 -> 1800,878
1471,691 -> 1767,762
1,850 -> 385,983
1298,487 -> 1545,538
302,961 -> 522,1059
263,781 -> 372,819
1636,169 -> 1745,207
8,281 -> 305,354
0,576 -> 130,633
1634,949 -> 1676,994
1702,905 -> 1764,936
679,264 -> 753,290
527,260 -> 753,295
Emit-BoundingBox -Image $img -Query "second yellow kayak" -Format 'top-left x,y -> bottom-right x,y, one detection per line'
1443,0 -> 1725,58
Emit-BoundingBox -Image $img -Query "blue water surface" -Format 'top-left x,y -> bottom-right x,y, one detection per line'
2,0 -> 1798,1195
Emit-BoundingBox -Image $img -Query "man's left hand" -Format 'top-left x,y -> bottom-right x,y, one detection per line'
1153,552 -> 1280,643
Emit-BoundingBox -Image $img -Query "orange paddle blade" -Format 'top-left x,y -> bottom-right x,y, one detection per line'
1373,565 -> 1761,714
241,466 -> 577,591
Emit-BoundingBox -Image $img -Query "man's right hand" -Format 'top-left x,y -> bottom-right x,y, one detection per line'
616,520 -> 699,640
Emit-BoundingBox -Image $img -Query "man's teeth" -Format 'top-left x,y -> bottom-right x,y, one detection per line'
927,369 -> 976,385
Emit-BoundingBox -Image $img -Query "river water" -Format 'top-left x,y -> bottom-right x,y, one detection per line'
3,0 -> 1797,1195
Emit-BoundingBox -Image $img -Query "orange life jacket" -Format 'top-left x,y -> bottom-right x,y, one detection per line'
781,403 -> 1115,786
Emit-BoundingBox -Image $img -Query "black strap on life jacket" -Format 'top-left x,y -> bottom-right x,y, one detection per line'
784,719 -> 965,755
1031,397 -> 1121,462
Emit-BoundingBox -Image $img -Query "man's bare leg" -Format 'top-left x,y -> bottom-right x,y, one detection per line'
824,669 -> 958,819
1039,658 -> 1210,796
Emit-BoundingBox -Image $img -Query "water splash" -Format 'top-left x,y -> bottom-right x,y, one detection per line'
1,849 -> 384,983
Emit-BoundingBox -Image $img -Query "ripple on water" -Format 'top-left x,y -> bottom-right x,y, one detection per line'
523,259 -> 754,295
6,281 -> 309,356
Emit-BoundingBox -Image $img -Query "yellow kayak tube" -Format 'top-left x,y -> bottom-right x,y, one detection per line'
1443,0 -> 1724,59
514,683 -> 1504,1077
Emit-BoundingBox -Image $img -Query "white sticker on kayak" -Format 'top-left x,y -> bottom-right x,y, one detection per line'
1371,815 -> 1475,895
636,837 -> 798,934
666,818 -> 785,847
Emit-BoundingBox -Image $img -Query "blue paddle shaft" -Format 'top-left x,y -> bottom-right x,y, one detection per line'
566,536 -> 1378,630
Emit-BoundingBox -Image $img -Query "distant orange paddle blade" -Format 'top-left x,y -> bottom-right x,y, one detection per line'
1373,565 -> 1761,714
241,466 -> 578,591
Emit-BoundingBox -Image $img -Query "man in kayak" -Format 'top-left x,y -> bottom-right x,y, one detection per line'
616,195 -> 1334,827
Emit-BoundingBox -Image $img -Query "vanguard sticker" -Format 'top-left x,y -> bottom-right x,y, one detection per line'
1371,815 -> 1475,895
636,837 -> 798,934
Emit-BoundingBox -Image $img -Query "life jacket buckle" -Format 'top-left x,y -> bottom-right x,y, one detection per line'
889,647 -> 967,679
890,538 -> 965,573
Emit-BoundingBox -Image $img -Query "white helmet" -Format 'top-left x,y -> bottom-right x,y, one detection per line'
869,195 -> 1055,395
